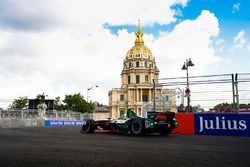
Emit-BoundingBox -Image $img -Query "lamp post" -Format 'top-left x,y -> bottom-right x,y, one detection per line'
87,85 -> 98,102
181,58 -> 194,112
153,79 -> 156,112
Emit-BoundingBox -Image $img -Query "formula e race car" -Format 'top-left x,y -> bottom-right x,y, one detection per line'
80,109 -> 178,136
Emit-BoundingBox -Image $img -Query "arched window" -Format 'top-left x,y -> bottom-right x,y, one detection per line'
136,61 -> 139,67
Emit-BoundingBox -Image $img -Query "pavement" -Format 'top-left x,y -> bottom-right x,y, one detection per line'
0,126 -> 249,167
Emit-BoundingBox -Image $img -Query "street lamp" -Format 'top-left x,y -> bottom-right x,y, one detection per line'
87,85 -> 98,102
181,58 -> 194,112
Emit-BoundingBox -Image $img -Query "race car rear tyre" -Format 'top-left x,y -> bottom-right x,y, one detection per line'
159,127 -> 172,136
80,119 -> 96,133
130,118 -> 145,135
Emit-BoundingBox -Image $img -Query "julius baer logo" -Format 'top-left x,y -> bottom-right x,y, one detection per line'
198,115 -> 247,133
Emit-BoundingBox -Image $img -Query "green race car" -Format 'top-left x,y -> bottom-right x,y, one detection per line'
80,109 -> 178,136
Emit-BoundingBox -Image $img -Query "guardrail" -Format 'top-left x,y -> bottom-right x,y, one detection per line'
0,110 -> 109,128
0,119 -> 44,128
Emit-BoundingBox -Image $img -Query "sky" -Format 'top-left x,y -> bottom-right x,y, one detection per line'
0,0 -> 249,108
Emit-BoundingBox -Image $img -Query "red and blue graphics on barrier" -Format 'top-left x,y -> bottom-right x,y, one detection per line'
172,113 -> 194,135
194,114 -> 250,136
45,120 -> 84,126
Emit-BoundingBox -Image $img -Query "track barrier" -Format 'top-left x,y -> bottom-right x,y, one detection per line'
172,113 -> 194,135
173,113 -> 250,136
45,120 -> 84,126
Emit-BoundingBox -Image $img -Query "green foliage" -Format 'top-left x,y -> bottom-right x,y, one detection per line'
10,93 -> 94,113
54,96 -> 65,110
63,93 -> 94,113
10,96 -> 28,109
214,103 -> 250,109
239,103 -> 250,108
36,93 -> 46,104
214,103 -> 233,109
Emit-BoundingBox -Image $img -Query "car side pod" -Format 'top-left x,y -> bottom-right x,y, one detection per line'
80,119 -> 96,133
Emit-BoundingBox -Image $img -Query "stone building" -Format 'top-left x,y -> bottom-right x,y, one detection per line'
109,21 -> 176,118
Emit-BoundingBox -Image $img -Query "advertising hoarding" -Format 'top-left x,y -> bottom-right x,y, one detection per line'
194,114 -> 250,136
45,120 -> 84,126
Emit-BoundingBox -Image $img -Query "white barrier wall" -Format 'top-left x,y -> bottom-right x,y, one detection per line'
0,110 -> 110,128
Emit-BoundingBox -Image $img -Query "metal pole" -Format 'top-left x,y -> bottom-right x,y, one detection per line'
163,96 -> 165,112
161,95 -> 165,112
231,74 -> 236,112
87,89 -> 89,102
153,79 -> 156,112
186,64 -> 190,113
235,74 -> 240,113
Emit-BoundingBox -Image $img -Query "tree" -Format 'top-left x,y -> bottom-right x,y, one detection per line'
239,103 -> 250,108
214,103 -> 250,109
54,96 -> 65,110
36,93 -> 46,104
63,93 -> 94,113
10,96 -> 28,109
214,102 -> 233,109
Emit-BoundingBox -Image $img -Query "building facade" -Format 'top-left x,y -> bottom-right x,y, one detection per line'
109,21 -> 176,118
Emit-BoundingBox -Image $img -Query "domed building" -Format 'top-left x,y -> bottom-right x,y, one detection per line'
108,21 -> 176,118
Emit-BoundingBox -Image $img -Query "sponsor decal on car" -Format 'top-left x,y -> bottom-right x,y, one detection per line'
145,120 -> 150,128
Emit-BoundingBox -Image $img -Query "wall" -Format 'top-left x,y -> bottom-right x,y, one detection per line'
173,113 -> 250,136
172,113 -> 194,134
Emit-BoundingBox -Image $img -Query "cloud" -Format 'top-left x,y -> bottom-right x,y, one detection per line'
232,3 -> 240,14
231,30 -> 247,50
0,2 -> 223,109
149,10 -> 221,77
0,0 -> 63,31
234,30 -> 246,44
0,0 -> 188,32
247,44 -> 250,52
216,39 -> 224,46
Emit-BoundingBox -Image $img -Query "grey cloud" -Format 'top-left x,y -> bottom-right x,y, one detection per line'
0,0 -> 61,31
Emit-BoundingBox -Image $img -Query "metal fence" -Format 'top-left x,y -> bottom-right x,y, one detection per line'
235,73 -> 250,111
151,73 -> 250,113
0,109 -> 110,128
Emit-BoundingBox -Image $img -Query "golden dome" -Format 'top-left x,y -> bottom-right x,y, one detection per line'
126,20 -> 154,60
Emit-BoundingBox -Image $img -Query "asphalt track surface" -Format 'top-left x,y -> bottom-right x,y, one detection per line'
0,126 -> 249,167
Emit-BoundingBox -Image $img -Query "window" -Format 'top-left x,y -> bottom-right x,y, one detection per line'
135,54 -> 141,58
145,62 -> 147,67
120,95 -> 124,101
129,62 -> 131,68
142,95 -> 148,102
136,61 -> 139,67
120,110 -> 125,117
128,76 -> 131,84
145,75 -> 148,82
136,75 -> 140,84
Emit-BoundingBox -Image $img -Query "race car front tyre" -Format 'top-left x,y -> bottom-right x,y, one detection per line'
130,118 -> 145,135
80,119 -> 96,133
